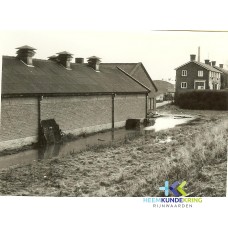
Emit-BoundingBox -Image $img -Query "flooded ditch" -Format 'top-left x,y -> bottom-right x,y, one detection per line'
0,114 -> 196,169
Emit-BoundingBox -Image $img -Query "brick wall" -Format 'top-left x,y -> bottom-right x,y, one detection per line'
41,95 -> 112,132
176,62 -> 210,93
0,97 -> 38,142
0,94 -> 146,150
114,94 -> 146,122
41,94 -> 146,132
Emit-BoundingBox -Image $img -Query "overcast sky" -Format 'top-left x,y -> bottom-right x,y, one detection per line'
1,30 -> 228,83
1,0 -> 228,83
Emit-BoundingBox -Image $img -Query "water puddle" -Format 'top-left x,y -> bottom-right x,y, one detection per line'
157,136 -> 173,144
144,114 -> 195,132
0,114 -> 195,169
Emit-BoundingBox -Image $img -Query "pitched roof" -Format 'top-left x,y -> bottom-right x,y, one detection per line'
105,63 -> 157,98
153,80 -> 175,96
1,56 -> 150,96
126,62 -> 157,98
175,60 -> 222,73
104,63 -> 137,74
213,66 -> 228,75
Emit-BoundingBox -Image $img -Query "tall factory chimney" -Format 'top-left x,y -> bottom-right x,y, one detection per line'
198,46 -> 200,62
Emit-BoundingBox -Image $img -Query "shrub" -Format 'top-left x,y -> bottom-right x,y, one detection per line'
175,90 -> 228,110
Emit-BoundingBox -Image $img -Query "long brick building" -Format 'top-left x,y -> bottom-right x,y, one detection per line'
0,45 -> 157,151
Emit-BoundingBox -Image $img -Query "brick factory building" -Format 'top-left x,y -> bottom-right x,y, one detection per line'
0,45 -> 157,151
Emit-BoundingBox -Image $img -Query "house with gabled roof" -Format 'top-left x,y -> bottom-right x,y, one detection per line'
175,54 -> 222,93
0,45 -> 157,151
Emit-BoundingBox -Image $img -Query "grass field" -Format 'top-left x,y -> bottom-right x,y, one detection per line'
0,104 -> 227,196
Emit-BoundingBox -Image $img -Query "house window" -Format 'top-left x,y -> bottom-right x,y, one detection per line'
217,73 -> 220,80
181,82 -> 187,88
182,70 -> 187,76
198,70 -> 203,77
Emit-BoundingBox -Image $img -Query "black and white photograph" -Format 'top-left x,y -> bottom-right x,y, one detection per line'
0,30 -> 227,197
0,0 -> 227,227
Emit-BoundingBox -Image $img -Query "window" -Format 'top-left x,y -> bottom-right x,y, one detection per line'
182,70 -> 187,76
181,82 -> 187,88
217,73 -> 220,80
198,70 -> 203,77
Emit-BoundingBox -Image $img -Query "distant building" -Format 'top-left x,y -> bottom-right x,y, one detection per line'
0,45 -> 157,151
175,54 -> 222,93
153,80 -> 175,102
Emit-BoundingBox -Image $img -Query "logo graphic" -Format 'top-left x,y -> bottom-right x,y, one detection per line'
159,181 -> 187,196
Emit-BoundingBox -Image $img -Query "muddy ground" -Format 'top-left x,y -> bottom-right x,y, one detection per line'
0,104 -> 227,196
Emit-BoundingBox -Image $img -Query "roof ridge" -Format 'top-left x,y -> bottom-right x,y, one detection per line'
175,60 -> 222,73
214,66 -> 228,74
194,61 -> 222,72
2,56 -> 53,62
1,57 -> 139,66
2,55 -> 17,59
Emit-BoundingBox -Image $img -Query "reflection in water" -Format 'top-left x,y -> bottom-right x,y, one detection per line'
38,143 -> 62,160
144,114 -> 194,132
0,114 -> 195,170
0,128 -> 140,169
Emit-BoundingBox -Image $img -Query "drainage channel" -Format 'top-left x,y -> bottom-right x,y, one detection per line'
0,114 -> 195,169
